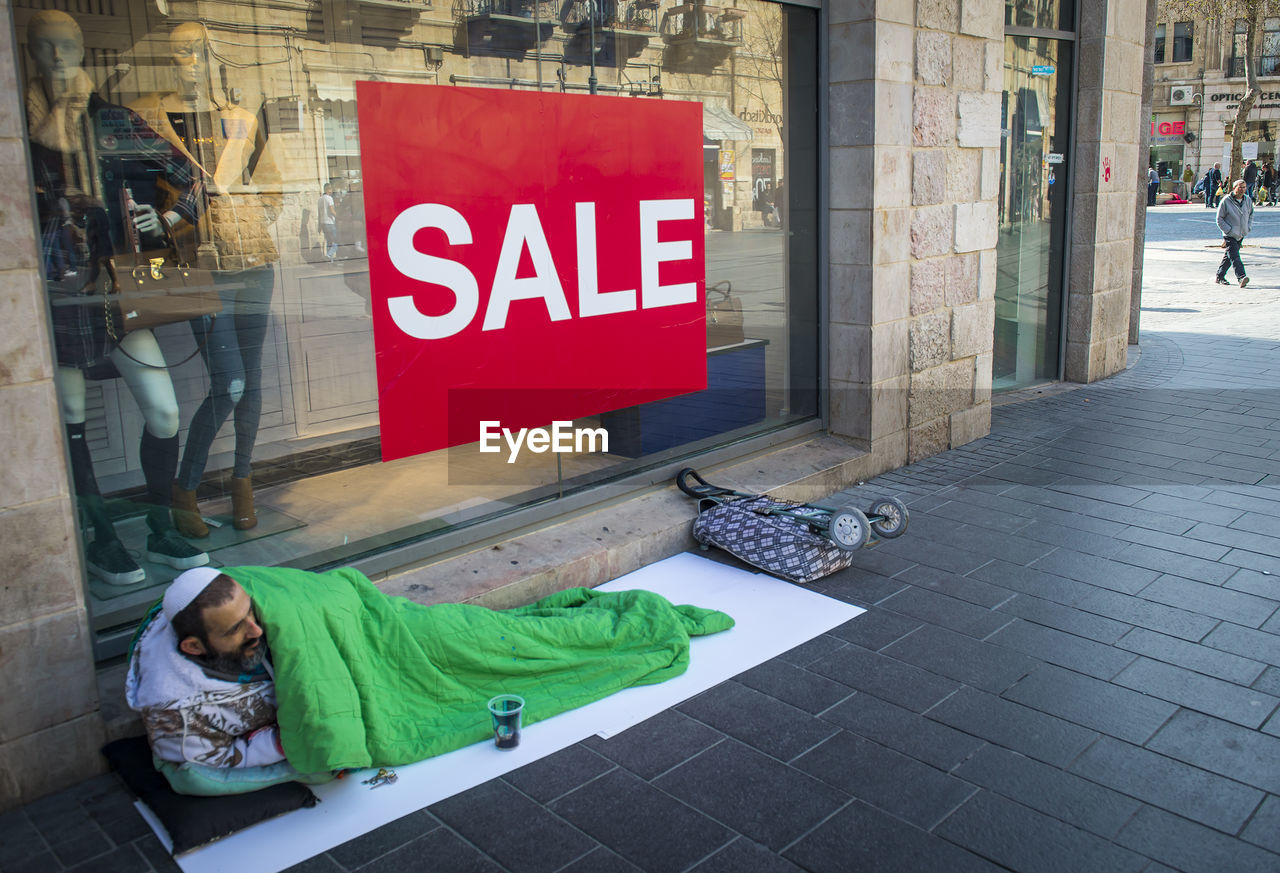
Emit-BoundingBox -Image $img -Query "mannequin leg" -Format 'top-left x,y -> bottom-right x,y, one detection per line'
56,366 -> 146,585
110,331 -> 208,571
228,267 -> 275,529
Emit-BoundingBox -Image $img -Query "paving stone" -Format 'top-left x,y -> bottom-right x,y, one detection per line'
921,497 -> 1039,534
1231,511 -> 1280,538
1241,794 -> 1280,854
969,559 -> 1094,606
816,569 -> 909,606
878,586 -> 1013,639
654,738 -> 847,851
0,812 -> 47,867
916,521 -> 1056,566
131,834 -> 182,873
1254,666 -> 1280,696
1002,485 -> 1194,535
325,811 -> 439,869
1132,492 -> 1246,526
1205,488 -> 1280,518
925,686 -> 1099,768
1070,735 -> 1265,834
1204,622 -> 1280,666
1114,526 -> 1231,561
807,642 -> 961,712
892,564 -> 1014,608
1223,547 -> 1280,576
996,593 -> 1133,643
1116,804 -> 1280,873
934,790 -> 1149,873
558,847 -> 643,872
1002,664 -> 1178,744
949,486 -> 1129,536
503,743 -> 614,804
819,692 -> 984,771
793,730 -> 975,830
3,851 -> 64,873
47,825 -> 112,868
430,780 -> 595,873
549,768 -> 733,873
688,837 -> 808,873
582,709 -> 722,780
873,536 -> 992,575
676,680 -> 839,762
357,827 -> 503,873
952,744 -> 1140,839
1113,543 -> 1238,584
1113,657 -> 1280,728
783,800 -> 1005,873
826,607 -> 922,651
1032,547 -> 1162,594
1224,567 -> 1280,599
1013,518 -> 1129,558
1077,588 -> 1220,641
65,844 -> 151,873
774,633 -> 847,668
733,659 -> 856,715
881,624 -> 1037,692
1146,710 -> 1280,795
829,547 -> 918,579
988,619 -> 1136,679
1117,627 -> 1267,686
280,854 -> 347,873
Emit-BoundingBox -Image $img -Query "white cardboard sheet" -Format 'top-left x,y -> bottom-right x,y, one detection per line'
160,552 -> 864,873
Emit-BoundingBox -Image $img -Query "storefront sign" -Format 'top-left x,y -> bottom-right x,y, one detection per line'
357,84 -> 705,461
1047,153 -> 1064,164
719,149 -> 736,180
1031,65 -> 1055,77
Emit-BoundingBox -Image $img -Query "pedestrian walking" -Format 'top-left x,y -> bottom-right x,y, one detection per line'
1245,159 -> 1259,200
1215,178 -> 1253,287
1147,166 -> 1159,206
1204,162 -> 1223,208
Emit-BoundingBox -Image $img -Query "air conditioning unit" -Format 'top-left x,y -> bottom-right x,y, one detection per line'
1170,86 -> 1196,106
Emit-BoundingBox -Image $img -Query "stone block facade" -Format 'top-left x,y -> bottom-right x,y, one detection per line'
0,0 -> 106,812
827,0 -> 1003,464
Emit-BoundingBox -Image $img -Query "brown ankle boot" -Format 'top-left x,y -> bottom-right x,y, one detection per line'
171,484 -> 210,538
231,477 -> 258,531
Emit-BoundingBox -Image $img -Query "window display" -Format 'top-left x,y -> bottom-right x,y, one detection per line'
12,0 -> 818,655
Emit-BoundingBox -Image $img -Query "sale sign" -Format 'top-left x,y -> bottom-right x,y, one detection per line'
356,84 -> 707,461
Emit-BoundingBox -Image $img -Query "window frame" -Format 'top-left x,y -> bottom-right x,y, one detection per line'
1171,20 -> 1192,63
1154,22 -> 1166,64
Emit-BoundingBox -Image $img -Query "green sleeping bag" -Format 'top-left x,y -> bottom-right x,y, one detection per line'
226,566 -> 734,774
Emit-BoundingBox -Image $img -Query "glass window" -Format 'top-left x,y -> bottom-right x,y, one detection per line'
1263,18 -> 1280,76
13,0 -> 819,655
1232,19 -> 1249,77
1005,0 -> 1074,31
1155,23 -> 1166,64
1172,21 -> 1192,63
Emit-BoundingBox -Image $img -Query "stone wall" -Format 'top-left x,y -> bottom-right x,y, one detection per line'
1067,0 -> 1148,382
827,0 -> 1001,464
0,0 -> 106,813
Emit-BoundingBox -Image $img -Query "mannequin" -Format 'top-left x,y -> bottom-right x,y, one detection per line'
129,22 -> 281,536
26,10 -> 209,585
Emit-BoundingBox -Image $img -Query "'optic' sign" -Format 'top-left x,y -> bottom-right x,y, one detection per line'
356,84 -> 706,461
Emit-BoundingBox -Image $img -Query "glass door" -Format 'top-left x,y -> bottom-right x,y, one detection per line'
995,35 -> 1071,390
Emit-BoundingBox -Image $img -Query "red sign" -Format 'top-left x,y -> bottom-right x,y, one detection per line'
356,84 -> 706,461
1151,120 -> 1186,136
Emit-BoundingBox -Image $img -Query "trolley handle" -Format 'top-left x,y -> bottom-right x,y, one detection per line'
676,467 -> 737,499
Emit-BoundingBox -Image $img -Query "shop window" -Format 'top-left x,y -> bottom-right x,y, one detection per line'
1229,18 -> 1280,77
1154,23 -> 1165,64
1172,22 -> 1192,63
12,0 -> 819,657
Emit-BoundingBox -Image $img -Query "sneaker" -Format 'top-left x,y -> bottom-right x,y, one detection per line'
146,531 -> 210,570
1240,276 -> 1250,288
1216,276 -> 1231,285
86,539 -> 146,586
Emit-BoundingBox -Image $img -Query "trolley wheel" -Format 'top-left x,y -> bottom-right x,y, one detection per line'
869,497 -> 909,539
829,506 -> 871,551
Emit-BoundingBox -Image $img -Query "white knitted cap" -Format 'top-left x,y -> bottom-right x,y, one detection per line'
162,567 -> 224,623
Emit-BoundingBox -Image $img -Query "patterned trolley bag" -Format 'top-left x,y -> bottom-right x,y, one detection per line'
691,495 -> 860,584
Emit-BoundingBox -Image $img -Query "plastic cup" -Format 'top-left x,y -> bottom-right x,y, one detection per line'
487,694 -> 524,750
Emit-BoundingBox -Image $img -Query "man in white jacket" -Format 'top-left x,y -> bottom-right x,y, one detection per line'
125,567 -> 285,768
1216,178 -> 1254,288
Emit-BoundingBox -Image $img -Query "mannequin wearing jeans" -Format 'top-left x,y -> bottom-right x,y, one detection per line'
129,22 -> 282,535
28,9 -> 208,584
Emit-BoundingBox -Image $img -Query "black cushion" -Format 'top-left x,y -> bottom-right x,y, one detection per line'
102,736 -> 317,855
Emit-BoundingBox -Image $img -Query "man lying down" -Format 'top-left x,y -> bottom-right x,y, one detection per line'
126,565 -> 734,793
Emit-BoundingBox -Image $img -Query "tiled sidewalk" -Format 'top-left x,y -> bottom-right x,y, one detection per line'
5,325 -> 1280,873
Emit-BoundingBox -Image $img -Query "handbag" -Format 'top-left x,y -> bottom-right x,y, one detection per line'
103,224 -> 222,367
706,280 -> 745,348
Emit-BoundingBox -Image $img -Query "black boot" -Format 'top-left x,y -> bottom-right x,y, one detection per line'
139,429 -> 209,571
67,423 -> 144,585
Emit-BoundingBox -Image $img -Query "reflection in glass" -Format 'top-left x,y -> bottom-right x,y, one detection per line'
15,0 -> 819,650
995,36 -> 1070,390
